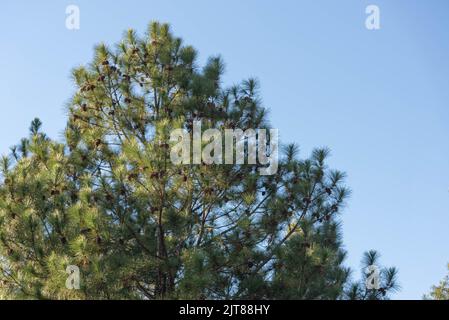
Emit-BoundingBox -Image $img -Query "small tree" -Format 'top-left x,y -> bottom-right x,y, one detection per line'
424,264 -> 449,300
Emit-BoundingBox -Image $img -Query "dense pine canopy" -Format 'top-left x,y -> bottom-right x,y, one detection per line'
0,22 -> 398,300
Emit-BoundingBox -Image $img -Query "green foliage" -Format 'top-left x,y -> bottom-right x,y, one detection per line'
0,21 -> 396,300
424,264 -> 449,300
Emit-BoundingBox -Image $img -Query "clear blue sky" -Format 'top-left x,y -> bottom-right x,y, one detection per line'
1,0 -> 448,299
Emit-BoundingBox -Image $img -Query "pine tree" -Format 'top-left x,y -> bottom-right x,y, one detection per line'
424,264 -> 449,300
0,22 -> 394,300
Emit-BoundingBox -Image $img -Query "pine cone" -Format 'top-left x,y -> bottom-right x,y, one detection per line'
80,228 -> 92,235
